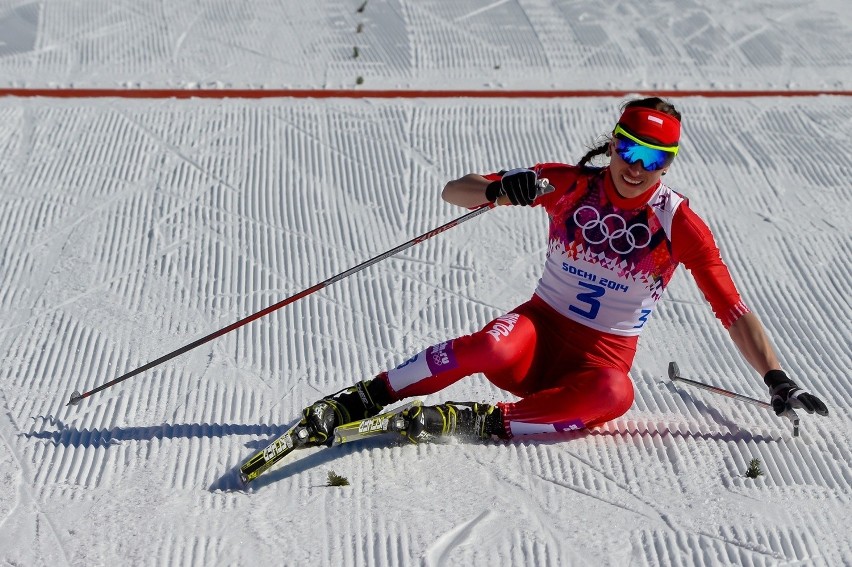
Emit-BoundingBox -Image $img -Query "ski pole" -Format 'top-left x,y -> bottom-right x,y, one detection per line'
667,361 -> 800,437
66,180 -> 555,406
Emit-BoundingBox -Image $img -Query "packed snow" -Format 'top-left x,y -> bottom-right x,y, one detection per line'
0,1 -> 850,565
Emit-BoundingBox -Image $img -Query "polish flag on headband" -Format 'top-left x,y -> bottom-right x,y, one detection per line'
617,106 -> 681,146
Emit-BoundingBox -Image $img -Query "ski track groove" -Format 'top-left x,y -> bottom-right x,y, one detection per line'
424,508 -> 493,567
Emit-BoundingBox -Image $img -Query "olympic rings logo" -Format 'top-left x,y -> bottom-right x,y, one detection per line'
573,206 -> 652,254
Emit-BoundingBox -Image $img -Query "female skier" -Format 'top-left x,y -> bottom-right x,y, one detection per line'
298,96 -> 828,444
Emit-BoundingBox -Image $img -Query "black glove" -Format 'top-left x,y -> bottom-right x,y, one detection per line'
764,370 -> 828,416
485,168 -> 538,206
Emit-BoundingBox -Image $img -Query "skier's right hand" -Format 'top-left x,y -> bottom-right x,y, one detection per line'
764,370 -> 829,416
485,168 -> 538,206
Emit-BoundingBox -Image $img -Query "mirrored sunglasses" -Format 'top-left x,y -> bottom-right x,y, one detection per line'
613,124 -> 678,172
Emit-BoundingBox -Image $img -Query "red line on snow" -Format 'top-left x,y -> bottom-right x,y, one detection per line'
0,88 -> 850,99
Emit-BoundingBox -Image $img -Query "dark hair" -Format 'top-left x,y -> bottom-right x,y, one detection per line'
576,97 -> 682,169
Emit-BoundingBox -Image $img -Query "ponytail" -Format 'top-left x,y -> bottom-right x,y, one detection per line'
576,142 -> 609,170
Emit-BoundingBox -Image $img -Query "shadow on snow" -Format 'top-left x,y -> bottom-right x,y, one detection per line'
25,416 -> 297,450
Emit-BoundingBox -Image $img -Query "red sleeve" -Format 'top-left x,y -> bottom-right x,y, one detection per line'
532,163 -> 583,210
671,203 -> 750,328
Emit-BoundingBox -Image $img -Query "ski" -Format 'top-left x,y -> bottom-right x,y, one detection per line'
239,421 -> 309,485
333,400 -> 422,445
239,400 -> 422,485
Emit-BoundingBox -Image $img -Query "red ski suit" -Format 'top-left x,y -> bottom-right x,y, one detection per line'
381,165 -> 748,437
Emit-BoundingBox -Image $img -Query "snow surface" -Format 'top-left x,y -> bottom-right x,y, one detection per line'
0,1 -> 851,566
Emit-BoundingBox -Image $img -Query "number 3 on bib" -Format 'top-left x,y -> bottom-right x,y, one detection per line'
568,281 -> 605,320
634,308 -> 652,329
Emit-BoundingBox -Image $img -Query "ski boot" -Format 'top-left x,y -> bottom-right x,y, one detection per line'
401,402 -> 506,443
299,378 -> 392,446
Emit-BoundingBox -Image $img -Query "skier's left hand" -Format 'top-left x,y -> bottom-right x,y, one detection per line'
764,370 -> 829,416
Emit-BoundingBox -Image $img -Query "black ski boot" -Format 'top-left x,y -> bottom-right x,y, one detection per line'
402,402 -> 505,443
299,378 -> 392,446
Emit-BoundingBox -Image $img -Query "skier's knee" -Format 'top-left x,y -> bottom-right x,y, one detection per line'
587,370 -> 634,425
